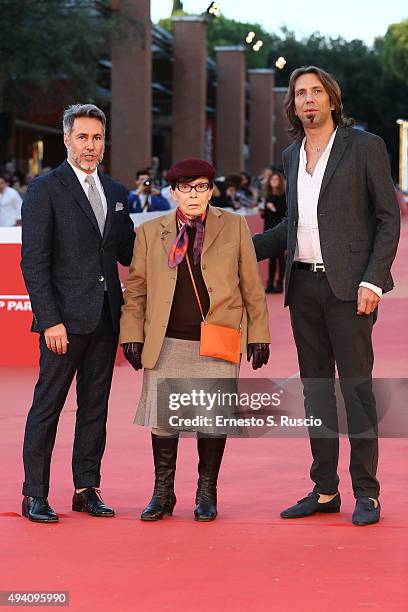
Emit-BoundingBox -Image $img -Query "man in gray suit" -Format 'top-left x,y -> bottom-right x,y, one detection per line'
21,104 -> 135,522
253,66 -> 400,525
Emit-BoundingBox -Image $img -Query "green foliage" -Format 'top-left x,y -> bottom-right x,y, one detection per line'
0,0 -> 123,114
266,29 -> 408,170
207,16 -> 272,69
377,19 -> 408,82
158,10 -> 188,34
159,14 -> 273,69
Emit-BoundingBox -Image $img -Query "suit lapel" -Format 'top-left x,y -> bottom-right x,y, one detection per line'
160,211 -> 177,256
159,206 -> 224,259
55,160 -> 101,237
318,127 -> 350,206
288,144 -> 301,220
98,171 -> 115,242
202,205 -> 225,256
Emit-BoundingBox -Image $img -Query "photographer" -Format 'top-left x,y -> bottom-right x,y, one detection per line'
128,169 -> 170,213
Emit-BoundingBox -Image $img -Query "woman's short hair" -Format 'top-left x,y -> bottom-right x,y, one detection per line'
283,66 -> 354,140
63,104 -> 106,135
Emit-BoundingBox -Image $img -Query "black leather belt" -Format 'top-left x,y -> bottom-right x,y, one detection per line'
292,262 -> 326,272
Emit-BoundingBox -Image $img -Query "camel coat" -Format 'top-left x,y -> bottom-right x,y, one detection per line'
120,205 -> 270,369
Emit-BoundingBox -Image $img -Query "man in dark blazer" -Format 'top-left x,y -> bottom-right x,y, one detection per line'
20,104 -> 135,522
253,66 -> 400,525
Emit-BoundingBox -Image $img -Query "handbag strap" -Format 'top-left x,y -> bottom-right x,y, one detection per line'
185,252 -> 206,324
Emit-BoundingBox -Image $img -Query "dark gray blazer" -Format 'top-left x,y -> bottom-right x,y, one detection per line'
253,127 -> 401,306
21,160 -> 135,334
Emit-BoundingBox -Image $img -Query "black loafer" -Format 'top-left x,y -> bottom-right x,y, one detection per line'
280,491 -> 341,518
72,488 -> 115,517
352,497 -> 380,525
22,496 -> 59,523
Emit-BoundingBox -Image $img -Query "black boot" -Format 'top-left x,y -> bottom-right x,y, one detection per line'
141,433 -> 178,521
194,436 -> 226,522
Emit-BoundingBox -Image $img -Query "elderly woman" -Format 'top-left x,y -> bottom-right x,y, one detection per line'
120,158 -> 270,522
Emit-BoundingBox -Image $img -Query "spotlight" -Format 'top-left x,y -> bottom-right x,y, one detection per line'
207,2 -> 221,16
246,31 -> 256,43
275,56 -> 287,69
252,40 -> 263,52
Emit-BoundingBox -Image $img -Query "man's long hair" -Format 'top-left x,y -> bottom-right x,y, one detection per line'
284,66 -> 354,140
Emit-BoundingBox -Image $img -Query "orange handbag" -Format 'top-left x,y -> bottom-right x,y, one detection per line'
185,253 -> 241,364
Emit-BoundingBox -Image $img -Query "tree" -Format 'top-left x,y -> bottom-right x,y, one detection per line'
172,0 -> 184,13
265,30 -> 408,176
0,0 -> 123,116
158,14 -> 273,70
377,19 -> 408,82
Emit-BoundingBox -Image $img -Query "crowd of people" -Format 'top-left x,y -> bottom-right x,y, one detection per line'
1,159 -> 287,292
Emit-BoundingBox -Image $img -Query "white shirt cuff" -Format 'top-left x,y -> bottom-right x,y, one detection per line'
359,282 -> 382,298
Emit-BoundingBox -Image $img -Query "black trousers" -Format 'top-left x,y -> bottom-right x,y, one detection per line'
288,268 -> 379,499
267,253 -> 285,288
22,296 -> 118,497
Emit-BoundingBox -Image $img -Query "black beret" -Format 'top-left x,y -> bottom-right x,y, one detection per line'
167,158 -> 215,182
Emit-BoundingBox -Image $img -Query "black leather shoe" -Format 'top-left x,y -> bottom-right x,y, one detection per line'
352,497 -> 380,525
22,496 -> 59,523
280,492 -> 341,518
194,437 -> 226,522
141,434 -> 179,521
72,488 -> 115,517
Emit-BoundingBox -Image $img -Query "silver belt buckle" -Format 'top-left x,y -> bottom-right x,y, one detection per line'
311,263 -> 325,272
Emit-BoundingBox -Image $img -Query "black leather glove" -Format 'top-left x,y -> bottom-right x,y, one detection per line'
247,343 -> 270,370
122,342 -> 144,371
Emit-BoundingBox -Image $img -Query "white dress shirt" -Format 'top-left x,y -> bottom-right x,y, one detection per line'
296,130 -> 382,298
0,186 -> 22,226
67,158 -> 107,218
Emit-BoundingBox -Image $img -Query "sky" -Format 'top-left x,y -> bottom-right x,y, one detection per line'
151,0 -> 407,47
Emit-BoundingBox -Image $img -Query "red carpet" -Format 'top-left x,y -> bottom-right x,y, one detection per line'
1,223 -> 407,611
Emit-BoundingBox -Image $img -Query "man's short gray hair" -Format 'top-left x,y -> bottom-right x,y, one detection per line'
63,104 -> 106,135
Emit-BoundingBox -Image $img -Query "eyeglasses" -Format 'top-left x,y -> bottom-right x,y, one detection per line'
176,182 -> 211,193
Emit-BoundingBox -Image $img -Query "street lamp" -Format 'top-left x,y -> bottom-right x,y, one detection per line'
253,40 -> 263,52
206,2 -> 221,16
275,56 -> 287,69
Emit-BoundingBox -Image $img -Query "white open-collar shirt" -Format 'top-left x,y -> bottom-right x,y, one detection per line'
295,129 -> 381,297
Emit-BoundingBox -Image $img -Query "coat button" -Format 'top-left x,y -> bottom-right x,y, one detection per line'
208,310 -> 213,316
99,275 -> 105,282
208,287 -> 213,293
202,264 -> 207,270
100,247 -> 104,253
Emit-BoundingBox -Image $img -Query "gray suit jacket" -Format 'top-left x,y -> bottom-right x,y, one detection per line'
253,127 -> 401,305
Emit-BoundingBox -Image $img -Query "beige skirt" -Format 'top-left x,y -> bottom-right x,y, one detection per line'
135,336 -> 240,432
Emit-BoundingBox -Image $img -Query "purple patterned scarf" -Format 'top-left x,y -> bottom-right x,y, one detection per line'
168,207 -> 207,269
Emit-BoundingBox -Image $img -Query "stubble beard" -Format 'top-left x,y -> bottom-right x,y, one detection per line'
66,143 -> 104,172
